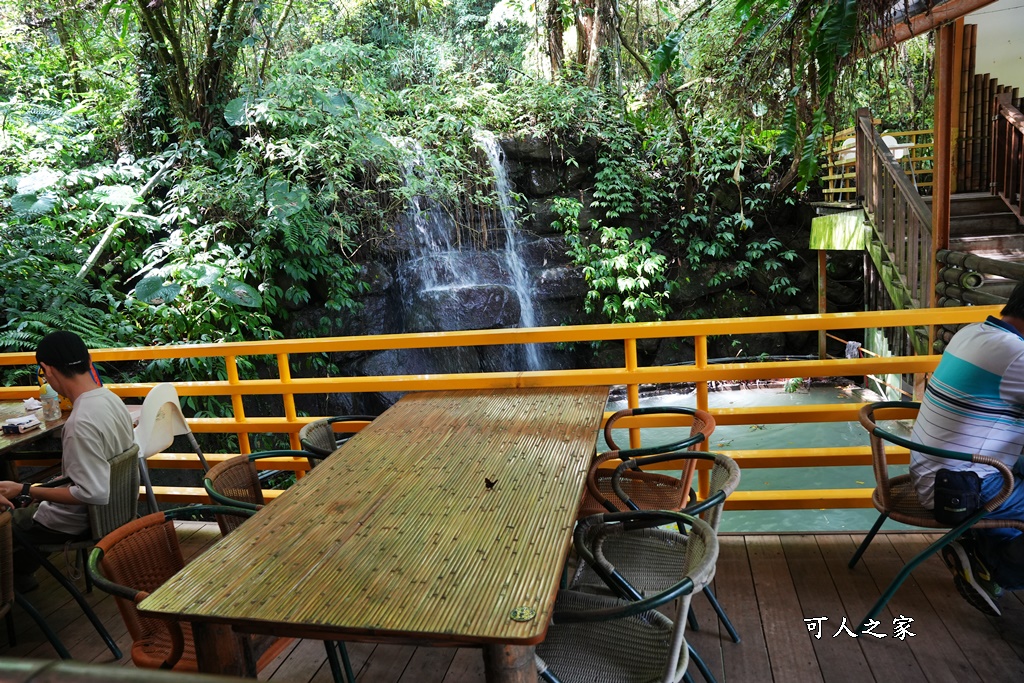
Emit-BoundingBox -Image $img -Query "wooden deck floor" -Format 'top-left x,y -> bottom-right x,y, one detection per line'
3,523 -> 1024,683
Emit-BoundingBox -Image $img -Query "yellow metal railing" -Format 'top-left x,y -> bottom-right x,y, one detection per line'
0,306 -> 998,510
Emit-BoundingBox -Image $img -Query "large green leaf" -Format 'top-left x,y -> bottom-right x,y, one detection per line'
179,264 -> 222,287
16,168 -> 60,194
93,184 -> 140,208
210,278 -> 262,307
649,31 -> 683,85
10,192 -> 57,216
135,276 -> 182,304
224,97 -> 254,126
266,179 -> 307,220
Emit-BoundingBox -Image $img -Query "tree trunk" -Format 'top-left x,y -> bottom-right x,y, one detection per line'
585,0 -> 620,90
546,0 -> 564,78
575,0 -> 593,67
53,14 -> 86,95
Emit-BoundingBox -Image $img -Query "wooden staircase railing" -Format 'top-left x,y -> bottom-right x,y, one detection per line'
992,93 -> 1024,224
856,107 -> 934,318
822,123 -> 934,201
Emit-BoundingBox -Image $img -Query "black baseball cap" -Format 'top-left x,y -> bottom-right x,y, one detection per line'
36,331 -> 91,369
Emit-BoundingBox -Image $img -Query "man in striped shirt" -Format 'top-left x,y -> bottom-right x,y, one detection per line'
910,283 -> 1024,616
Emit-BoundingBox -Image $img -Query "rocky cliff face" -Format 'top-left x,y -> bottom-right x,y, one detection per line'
284,134 -> 862,415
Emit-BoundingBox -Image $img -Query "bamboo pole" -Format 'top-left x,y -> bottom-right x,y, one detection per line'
965,72 -> 976,189
983,76 -> 997,189
950,19 -> 964,194
957,24 -> 972,190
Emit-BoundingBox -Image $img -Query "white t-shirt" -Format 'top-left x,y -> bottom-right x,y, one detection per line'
33,386 -> 135,535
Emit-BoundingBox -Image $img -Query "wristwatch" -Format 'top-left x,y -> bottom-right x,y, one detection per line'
13,482 -> 32,509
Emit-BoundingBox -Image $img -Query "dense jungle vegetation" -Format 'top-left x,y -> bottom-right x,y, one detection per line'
0,0 -> 935,386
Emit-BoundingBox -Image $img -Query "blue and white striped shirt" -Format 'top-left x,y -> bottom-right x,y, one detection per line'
910,316 -> 1024,508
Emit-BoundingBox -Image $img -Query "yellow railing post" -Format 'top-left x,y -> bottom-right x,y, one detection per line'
624,338 -> 640,448
0,306 -> 1003,513
694,335 -> 711,498
225,355 -> 251,454
277,353 -> 301,452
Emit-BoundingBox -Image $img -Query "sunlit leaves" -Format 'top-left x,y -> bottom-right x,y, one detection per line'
135,276 -> 182,305
10,192 -> 57,216
133,265 -> 262,308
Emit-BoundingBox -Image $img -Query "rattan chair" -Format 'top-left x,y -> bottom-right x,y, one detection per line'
201,449 -> 307,534
1,510 -> 70,658
578,407 -> 715,518
851,401 -> 1024,629
202,459 -> 357,682
536,510 -> 718,683
572,451 -> 742,682
86,506 -> 288,672
14,443 -> 140,659
298,415 -> 376,468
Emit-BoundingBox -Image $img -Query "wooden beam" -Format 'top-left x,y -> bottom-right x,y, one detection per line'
869,0 -> 998,52
931,22 -> 956,312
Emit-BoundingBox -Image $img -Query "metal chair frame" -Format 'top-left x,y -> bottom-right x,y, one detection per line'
298,415 -> 376,468
852,400 -> 1024,631
537,510 -> 719,683
581,406 -> 715,518
1,510 -> 70,659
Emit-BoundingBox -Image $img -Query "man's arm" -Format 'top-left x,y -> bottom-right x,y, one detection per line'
0,480 -> 81,506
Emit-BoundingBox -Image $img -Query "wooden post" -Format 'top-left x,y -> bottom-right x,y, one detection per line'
484,644 -> 538,683
818,249 -> 828,360
192,623 -> 257,677
932,22 -> 955,313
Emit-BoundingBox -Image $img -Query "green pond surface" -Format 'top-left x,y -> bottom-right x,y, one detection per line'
603,384 -> 914,534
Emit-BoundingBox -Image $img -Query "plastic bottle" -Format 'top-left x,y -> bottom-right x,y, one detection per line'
40,384 -> 62,422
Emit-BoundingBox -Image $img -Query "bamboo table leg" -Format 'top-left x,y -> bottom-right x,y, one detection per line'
192,622 -> 257,677
483,644 -> 536,683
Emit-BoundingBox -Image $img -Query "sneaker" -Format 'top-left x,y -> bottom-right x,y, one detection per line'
941,540 -> 1002,616
13,572 -> 39,593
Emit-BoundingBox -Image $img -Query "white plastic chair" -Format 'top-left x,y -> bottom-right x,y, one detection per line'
134,383 -> 210,514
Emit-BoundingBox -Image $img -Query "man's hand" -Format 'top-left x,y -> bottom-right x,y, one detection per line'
0,480 -> 19,500
0,492 -> 13,511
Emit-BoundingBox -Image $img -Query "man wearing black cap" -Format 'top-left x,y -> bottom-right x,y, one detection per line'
0,331 -> 134,591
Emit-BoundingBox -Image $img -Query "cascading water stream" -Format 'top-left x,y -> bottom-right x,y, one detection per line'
387,134 -> 542,371
389,136 -> 476,291
475,131 -> 544,370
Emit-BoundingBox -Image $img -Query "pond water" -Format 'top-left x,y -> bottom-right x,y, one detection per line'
603,384 -> 913,533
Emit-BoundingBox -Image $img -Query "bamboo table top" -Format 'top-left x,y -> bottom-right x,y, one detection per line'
139,386 -> 609,647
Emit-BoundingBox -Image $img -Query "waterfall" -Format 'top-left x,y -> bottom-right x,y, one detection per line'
389,136 -> 475,291
387,134 -> 542,372
475,131 -> 544,370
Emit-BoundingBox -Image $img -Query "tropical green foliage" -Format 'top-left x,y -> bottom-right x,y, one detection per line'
0,0 -> 932,364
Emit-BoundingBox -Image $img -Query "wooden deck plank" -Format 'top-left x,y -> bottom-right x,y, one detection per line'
815,534 -> 927,682
440,648 -> 486,683
353,644 -> 417,683
397,645 -> 460,683
857,534 -> 979,683
4,529 -> 1024,683
712,535 -> 773,682
780,534 -> 874,682
888,533 -> 1024,680
746,535 -> 824,683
